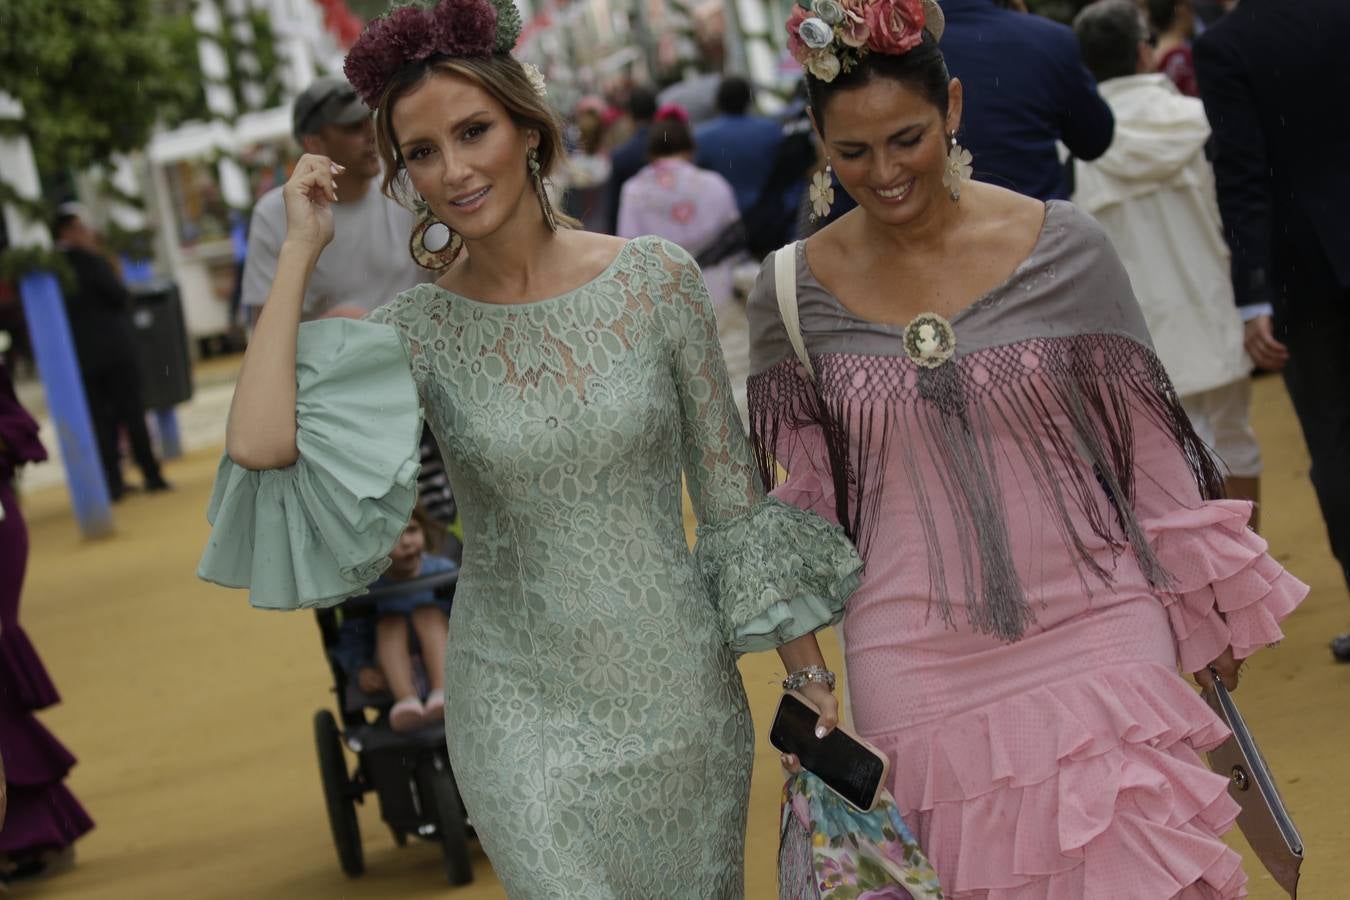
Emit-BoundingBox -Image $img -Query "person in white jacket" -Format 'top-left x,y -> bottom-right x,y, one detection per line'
1072,0 -> 1261,525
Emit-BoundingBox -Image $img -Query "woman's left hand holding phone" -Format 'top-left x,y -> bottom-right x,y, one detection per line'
781,681 -> 838,774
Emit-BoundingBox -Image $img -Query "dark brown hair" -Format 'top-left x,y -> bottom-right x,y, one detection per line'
806,32 -> 951,136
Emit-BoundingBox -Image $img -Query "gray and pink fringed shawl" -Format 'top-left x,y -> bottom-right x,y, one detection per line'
746,201 -> 1226,643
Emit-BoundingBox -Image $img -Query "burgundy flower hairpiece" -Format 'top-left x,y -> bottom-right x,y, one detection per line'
344,0 -> 525,108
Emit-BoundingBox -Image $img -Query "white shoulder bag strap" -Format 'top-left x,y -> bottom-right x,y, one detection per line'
774,241 -> 856,723
774,242 -> 815,381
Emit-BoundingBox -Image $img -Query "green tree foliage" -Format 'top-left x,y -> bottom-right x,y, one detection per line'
0,0 -> 205,178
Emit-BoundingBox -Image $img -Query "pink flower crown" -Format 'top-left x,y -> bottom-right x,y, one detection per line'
787,0 -> 945,83
344,0 -> 525,108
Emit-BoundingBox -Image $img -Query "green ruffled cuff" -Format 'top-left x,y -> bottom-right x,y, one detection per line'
197,319 -> 422,610
695,497 -> 862,654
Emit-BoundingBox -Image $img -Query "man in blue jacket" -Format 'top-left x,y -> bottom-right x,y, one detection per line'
695,76 -> 784,217
938,0 -> 1115,200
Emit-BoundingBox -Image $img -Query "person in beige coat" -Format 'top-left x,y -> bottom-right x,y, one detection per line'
1073,0 -> 1260,523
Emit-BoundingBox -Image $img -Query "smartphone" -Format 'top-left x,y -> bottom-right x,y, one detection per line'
769,691 -> 890,812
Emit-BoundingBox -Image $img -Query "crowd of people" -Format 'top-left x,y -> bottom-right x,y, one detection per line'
3,0 -> 1347,895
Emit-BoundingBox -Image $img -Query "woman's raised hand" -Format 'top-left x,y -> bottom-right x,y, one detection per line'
283,153 -> 343,251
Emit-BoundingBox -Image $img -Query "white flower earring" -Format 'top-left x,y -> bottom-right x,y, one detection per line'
943,133 -> 973,203
809,162 -> 836,222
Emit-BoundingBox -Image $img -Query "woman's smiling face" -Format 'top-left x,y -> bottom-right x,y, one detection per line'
391,71 -> 539,240
816,75 -> 962,228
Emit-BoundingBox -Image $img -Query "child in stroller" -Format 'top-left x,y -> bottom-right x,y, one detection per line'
332,504 -> 458,732
313,503 -> 472,883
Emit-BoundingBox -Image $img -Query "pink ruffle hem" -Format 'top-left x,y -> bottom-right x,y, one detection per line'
873,664 -> 1247,899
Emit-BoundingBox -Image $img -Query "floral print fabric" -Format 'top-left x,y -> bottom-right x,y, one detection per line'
780,771 -> 944,900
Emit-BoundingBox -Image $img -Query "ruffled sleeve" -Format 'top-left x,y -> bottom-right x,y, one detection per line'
1145,499 -> 1307,673
695,497 -> 861,654
197,318 -> 422,610
645,236 -> 861,652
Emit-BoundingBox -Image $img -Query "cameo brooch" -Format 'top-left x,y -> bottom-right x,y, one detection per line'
902,312 -> 957,368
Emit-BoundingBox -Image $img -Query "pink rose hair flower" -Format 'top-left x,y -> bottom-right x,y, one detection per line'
839,0 -> 872,48
786,4 -> 811,60
865,0 -> 925,55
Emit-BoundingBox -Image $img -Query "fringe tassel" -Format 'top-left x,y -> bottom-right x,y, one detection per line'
747,335 -> 1225,643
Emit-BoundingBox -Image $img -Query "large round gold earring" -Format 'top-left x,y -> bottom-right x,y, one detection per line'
528,147 -> 559,232
409,199 -> 462,270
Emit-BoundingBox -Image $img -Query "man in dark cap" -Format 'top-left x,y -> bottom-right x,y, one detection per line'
239,75 -> 431,323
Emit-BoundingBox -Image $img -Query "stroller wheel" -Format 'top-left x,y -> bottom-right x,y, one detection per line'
314,709 -> 364,877
417,758 -> 472,885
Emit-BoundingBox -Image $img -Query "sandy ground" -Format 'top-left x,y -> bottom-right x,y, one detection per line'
6,367 -> 1347,899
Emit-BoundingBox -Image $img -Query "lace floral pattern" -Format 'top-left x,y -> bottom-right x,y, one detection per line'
364,236 -> 859,897
696,497 -> 861,653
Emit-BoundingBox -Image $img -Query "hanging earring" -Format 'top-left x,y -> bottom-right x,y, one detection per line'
943,133 -> 973,203
809,161 -> 835,223
408,196 -> 462,270
528,146 -> 559,232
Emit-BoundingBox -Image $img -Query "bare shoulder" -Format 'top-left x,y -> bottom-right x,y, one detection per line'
803,207 -> 864,273
963,183 -> 1047,254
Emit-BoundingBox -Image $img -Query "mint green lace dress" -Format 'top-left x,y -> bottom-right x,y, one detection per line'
198,237 -> 861,897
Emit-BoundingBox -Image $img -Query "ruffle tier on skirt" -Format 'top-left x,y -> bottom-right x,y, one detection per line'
0,624 -> 94,856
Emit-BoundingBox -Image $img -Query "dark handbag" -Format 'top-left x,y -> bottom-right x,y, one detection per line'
1203,669 -> 1303,897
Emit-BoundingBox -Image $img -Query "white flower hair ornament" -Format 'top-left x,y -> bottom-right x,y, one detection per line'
521,61 -> 548,98
786,0 -> 946,84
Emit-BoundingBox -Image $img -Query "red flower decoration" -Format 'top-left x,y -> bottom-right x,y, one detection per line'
865,0 -> 925,55
345,0 -> 499,108
430,0 -> 497,57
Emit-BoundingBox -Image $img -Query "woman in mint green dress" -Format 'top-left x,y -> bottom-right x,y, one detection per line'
198,3 -> 860,897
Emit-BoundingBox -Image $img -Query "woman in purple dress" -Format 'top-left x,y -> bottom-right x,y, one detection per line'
0,359 -> 93,883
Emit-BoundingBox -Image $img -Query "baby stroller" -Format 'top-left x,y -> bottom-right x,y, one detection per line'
311,566 -> 474,885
